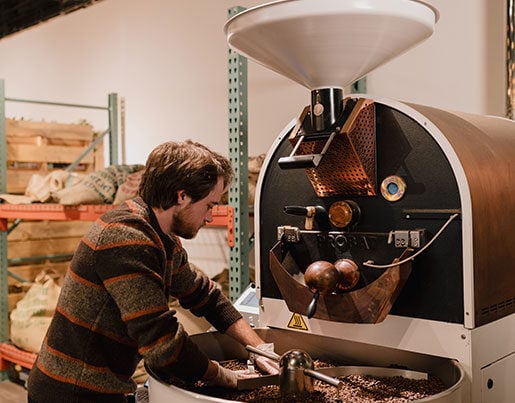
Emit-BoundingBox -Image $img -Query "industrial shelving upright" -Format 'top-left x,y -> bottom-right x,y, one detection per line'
0,80 -> 7,355
227,6 -> 251,302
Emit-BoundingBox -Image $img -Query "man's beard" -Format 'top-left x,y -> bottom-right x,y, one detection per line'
173,207 -> 202,239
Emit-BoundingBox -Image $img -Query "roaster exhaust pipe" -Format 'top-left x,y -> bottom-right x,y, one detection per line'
310,88 -> 343,132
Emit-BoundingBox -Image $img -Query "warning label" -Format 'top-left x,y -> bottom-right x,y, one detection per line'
287,313 -> 308,331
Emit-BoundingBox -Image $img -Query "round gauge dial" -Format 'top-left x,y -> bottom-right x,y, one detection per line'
380,175 -> 406,202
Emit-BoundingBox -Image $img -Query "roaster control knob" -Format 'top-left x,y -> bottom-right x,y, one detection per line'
328,200 -> 361,228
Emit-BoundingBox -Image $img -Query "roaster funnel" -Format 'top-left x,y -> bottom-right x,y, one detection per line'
224,0 -> 438,90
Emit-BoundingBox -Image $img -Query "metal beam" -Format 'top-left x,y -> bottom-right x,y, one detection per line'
108,93 -> 119,165
508,0 -> 514,119
0,80 -> 9,379
227,6 -> 250,301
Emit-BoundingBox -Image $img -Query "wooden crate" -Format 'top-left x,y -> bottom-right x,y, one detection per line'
5,119 -> 104,194
7,220 -> 91,313
4,119 -> 104,313
7,220 -> 92,286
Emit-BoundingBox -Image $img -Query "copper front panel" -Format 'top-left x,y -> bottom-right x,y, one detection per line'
293,98 -> 376,197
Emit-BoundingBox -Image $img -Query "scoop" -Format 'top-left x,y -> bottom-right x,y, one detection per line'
244,345 -> 343,395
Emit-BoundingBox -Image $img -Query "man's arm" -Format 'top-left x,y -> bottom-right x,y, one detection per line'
224,317 -> 266,347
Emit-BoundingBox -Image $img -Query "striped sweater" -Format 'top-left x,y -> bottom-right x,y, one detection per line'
27,197 -> 242,402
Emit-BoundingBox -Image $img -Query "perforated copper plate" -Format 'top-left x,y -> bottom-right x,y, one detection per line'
292,98 -> 376,197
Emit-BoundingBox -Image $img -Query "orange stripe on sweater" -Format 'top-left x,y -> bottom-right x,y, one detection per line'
56,306 -> 136,347
126,199 -> 142,215
174,261 -> 190,274
36,361 -> 129,394
189,280 -> 215,311
98,219 -> 152,233
81,236 -> 98,250
93,239 -> 157,251
161,335 -> 185,366
121,304 -> 169,321
81,231 -> 154,250
103,271 -> 162,286
175,274 -> 214,301
138,333 -> 184,366
81,220 -> 158,251
173,243 -> 182,253
138,333 -> 171,355
44,342 -> 110,373
68,269 -> 103,289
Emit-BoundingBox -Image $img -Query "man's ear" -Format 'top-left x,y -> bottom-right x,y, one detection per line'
177,190 -> 189,205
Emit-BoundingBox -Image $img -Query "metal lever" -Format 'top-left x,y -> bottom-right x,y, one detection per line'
284,205 -> 312,216
278,154 -> 321,169
283,205 -> 330,230
278,131 -> 337,169
306,290 -> 319,319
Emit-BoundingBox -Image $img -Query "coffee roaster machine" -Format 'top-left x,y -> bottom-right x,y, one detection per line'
148,1 -> 515,402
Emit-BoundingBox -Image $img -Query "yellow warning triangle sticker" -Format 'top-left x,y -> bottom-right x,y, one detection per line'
287,313 -> 308,331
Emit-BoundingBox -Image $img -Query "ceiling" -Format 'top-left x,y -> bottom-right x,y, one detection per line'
0,0 -> 104,40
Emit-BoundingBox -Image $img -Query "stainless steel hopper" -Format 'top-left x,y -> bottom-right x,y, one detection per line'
224,0 -> 439,90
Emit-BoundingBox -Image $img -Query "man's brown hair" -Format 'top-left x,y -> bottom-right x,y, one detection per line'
139,140 -> 233,209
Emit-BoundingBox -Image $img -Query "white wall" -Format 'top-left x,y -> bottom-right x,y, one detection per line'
0,0 -> 508,277
367,0 -> 506,115
0,0 -> 508,165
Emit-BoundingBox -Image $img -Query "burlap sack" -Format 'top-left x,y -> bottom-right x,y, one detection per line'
10,270 -> 62,353
53,164 -> 144,205
25,170 -> 82,202
0,170 -> 82,204
113,168 -> 144,205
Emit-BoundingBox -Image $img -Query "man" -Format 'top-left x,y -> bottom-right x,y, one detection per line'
27,140 -> 277,402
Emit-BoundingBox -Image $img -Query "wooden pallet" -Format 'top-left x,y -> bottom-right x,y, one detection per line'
5,118 -> 104,194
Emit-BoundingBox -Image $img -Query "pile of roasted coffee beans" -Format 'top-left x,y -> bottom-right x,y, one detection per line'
166,359 -> 447,402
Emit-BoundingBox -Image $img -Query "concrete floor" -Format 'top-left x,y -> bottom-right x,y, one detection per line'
0,381 -> 151,402
0,381 -> 27,402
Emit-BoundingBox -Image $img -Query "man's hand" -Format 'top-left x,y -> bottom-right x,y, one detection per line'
251,343 -> 280,375
203,360 -> 256,388
222,318 -> 280,375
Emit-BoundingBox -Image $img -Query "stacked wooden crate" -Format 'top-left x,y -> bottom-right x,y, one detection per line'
5,118 -> 103,194
5,118 -> 104,304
